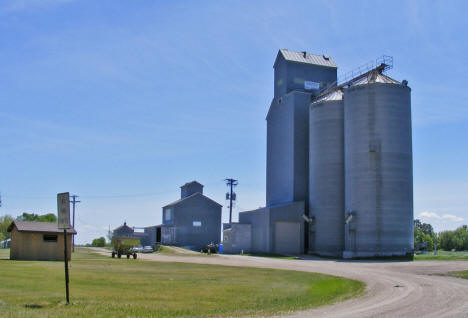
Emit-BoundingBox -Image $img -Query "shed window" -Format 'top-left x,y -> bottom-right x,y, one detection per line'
43,234 -> 58,242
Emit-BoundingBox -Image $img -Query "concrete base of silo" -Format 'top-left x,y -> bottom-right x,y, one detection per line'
343,250 -> 414,259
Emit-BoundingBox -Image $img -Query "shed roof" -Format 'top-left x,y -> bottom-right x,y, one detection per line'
276,49 -> 337,68
7,221 -> 77,234
163,192 -> 222,208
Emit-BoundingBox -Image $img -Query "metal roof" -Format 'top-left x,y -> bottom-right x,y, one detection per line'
312,89 -> 343,104
163,192 -> 222,208
7,221 -> 77,234
113,222 -> 133,232
351,72 -> 400,86
278,49 -> 337,68
180,180 -> 203,188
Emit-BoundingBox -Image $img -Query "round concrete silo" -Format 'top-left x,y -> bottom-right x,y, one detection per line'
309,90 -> 345,257
343,73 -> 413,258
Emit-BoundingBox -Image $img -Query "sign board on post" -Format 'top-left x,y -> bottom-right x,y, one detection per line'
57,192 -> 71,304
57,192 -> 71,229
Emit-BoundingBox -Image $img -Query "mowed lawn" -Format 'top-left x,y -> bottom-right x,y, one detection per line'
0,248 -> 364,318
414,250 -> 468,261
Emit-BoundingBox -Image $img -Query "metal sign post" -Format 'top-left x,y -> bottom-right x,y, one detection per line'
57,192 -> 71,304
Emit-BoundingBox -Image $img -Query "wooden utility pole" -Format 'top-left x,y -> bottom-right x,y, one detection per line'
70,195 -> 80,252
225,178 -> 238,224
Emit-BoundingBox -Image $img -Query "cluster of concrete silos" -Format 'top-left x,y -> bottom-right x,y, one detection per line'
309,71 -> 414,258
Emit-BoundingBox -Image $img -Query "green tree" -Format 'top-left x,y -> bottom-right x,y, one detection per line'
38,213 -> 57,223
439,226 -> 468,251
414,219 -> 437,251
17,213 -> 56,223
414,219 -> 434,236
0,215 -> 14,241
439,231 -> 454,250
91,237 -> 106,247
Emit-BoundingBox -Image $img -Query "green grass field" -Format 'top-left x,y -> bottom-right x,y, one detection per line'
414,250 -> 468,261
0,248 -> 364,318
449,270 -> 468,279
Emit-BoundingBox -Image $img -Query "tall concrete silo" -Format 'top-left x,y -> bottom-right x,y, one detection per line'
309,89 -> 344,256
343,72 -> 413,258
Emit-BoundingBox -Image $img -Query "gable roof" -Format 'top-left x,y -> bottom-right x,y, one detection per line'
180,180 -> 204,188
163,192 -> 222,208
7,221 -> 77,234
275,49 -> 337,68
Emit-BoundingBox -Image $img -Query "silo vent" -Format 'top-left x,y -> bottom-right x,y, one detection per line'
323,54 -> 330,60
302,51 -> 307,58
402,79 -> 408,86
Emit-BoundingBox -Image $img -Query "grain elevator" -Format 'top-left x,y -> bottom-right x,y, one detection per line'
223,49 -> 413,258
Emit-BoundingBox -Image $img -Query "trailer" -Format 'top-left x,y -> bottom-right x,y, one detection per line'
111,237 -> 140,259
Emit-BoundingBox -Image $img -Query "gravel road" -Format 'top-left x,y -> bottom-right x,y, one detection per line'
92,249 -> 468,317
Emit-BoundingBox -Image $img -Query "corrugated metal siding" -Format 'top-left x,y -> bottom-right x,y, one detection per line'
280,49 -> 337,68
274,222 -> 301,255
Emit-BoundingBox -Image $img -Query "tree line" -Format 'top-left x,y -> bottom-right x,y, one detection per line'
414,219 -> 468,251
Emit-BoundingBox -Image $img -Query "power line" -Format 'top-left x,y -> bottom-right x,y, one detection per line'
0,179 -> 224,200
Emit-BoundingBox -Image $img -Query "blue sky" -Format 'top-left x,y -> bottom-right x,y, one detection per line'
1,0 -> 467,243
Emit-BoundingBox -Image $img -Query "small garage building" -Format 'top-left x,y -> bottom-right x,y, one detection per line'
7,221 -> 76,261
223,201 -> 305,255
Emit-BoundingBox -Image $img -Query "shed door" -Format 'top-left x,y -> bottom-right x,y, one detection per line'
274,222 -> 300,255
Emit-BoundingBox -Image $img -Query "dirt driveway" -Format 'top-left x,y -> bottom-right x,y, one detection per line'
92,248 -> 468,317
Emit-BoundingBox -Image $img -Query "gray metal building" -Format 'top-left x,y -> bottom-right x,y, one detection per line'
238,201 -> 305,255
161,181 -> 222,251
225,49 -> 413,258
113,222 -> 134,237
267,49 -> 337,208
224,50 -> 337,255
112,222 -> 156,247
222,223 -> 252,254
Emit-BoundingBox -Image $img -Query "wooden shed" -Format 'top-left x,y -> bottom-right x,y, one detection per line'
7,221 -> 76,261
